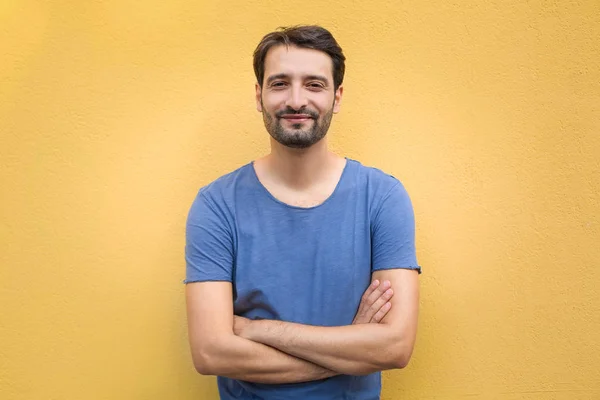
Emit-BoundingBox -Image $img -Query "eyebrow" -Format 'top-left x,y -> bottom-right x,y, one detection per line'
266,74 -> 330,86
305,75 -> 330,85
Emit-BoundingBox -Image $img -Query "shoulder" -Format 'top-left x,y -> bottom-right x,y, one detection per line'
347,158 -> 409,202
198,163 -> 253,199
188,163 -> 253,221
192,163 -> 255,205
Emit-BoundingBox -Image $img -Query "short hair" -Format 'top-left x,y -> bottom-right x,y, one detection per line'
253,25 -> 346,91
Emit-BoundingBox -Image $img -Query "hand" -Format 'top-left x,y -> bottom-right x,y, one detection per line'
233,315 -> 252,337
352,280 -> 393,324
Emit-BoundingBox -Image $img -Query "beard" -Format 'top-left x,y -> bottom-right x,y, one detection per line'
261,102 -> 334,149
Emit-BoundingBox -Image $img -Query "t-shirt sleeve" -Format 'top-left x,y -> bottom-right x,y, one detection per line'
184,192 -> 234,283
371,182 -> 422,273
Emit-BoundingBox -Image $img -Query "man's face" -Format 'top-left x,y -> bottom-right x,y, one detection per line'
256,45 -> 343,149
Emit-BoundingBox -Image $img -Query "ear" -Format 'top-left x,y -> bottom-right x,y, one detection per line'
333,85 -> 343,114
255,83 -> 263,112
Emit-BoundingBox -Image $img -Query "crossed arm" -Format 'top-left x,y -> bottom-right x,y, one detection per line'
185,268 -> 419,383
186,280 -> 334,383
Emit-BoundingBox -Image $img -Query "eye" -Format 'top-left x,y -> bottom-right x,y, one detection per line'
271,81 -> 287,88
307,82 -> 325,90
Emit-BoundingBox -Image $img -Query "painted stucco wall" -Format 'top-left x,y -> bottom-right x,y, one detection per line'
1,1 -> 599,399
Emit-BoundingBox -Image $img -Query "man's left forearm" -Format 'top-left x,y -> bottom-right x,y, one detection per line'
239,320 -> 412,376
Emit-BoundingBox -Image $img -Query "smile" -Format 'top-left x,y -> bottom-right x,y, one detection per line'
281,115 -> 313,122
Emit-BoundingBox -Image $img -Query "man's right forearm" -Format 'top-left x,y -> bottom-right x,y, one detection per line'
193,333 -> 337,384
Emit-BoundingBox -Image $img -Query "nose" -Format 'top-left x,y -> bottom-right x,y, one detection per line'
285,84 -> 308,110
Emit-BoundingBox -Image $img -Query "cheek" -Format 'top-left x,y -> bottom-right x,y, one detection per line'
268,90 -> 296,106
316,97 -> 335,114
263,90 -> 284,103
260,101 -> 279,120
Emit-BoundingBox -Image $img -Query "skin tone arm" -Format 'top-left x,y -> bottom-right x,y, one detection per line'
186,279 -> 394,384
234,268 -> 419,376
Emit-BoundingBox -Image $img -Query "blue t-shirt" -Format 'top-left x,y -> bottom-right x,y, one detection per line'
185,158 -> 421,400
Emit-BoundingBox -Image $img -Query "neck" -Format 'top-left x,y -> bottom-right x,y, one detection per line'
261,138 -> 342,189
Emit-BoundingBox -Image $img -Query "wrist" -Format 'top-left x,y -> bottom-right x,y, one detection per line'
237,318 -> 264,341
246,319 -> 280,343
240,318 -> 257,340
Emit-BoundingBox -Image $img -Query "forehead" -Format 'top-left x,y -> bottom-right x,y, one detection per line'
263,45 -> 333,80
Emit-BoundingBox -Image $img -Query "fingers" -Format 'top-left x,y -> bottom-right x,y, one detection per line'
371,301 -> 392,323
360,279 -> 381,304
353,280 -> 381,324
359,280 -> 393,322
364,280 -> 391,312
353,279 -> 395,324
354,280 -> 380,321
369,288 -> 393,322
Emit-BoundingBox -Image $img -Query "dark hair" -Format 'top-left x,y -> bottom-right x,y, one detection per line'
253,25 -> 346,91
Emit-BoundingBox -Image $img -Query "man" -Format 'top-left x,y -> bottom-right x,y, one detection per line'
185,25 -> 421,400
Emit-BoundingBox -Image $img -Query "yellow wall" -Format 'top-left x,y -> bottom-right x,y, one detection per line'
2,0 -> 599,399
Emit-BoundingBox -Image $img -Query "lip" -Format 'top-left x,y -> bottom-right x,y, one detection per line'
281,115 -> 313,122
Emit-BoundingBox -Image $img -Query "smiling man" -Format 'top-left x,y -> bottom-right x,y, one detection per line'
185,25 -> 421,400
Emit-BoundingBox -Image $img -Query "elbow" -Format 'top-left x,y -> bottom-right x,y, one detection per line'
192,349 -> 215,376
194,361 -> 213,376
190,333 -> 237,376
387,338 -> 415,370
191,340 -> 223,376
391,352 -> 412,369
351,345 -> 413,375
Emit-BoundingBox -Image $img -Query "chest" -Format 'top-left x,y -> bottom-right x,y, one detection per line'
231,203 -> 373,325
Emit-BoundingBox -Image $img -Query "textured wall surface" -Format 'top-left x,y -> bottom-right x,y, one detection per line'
1,1 -> 599,399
